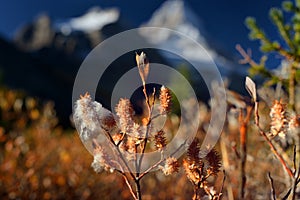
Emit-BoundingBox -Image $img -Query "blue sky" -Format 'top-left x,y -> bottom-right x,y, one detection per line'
0,0 -> 283,66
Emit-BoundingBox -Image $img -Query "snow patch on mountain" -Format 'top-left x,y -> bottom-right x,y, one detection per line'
55,7 -> 120,35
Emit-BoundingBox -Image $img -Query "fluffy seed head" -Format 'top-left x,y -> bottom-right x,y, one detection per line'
159,157 -> 179,176
288,115 -> 300,134
183,159 -> 202,185
115,98 -> 135,134
269,99 -> 288,138
91,140 -> 115,173
112,133 -> 124,145
73,93 -> 117,142
159,86 -> 172,114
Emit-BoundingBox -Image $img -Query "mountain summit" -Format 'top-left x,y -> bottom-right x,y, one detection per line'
139,0 -> 246,87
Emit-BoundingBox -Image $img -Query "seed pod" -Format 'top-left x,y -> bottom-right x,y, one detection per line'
154,130 -> 167,151
269,99 -> 288,138
115,98 -> 135,134
159,86 -> 172,114
159,157 -> 179,176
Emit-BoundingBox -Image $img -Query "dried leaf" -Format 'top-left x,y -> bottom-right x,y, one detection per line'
136,52 -> 149,85
245,76 -> 259,125
245,76 -> 257,102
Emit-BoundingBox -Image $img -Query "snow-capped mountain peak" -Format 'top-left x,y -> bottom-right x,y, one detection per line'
139,0 -> 216,61
139,0 -> 245,77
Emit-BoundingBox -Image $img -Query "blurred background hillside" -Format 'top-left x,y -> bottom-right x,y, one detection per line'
0,0 -> 283,126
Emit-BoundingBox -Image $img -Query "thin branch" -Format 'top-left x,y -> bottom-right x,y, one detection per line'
138,141 -> 187,180
238,106 -> 253,199
238,109 -> 247,200
290,156 -> 300,200
119,172 -> 138,200
258,128 -> 293,178
268,172 -> 276,200
138,87 -> 156,173
116,132 -> 126,147
251,95 -> 293,178
220,135 -> 234,200
236,44 -> 259,66
293,145 -> 297,173
288,62 -> 296,110
135,179 -> 142,200
216,170 -> 226,200
138,157 -> 163,180
100,127 -> 136,180
282,188 -> 292,200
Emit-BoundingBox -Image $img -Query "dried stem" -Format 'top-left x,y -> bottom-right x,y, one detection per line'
137,87 -> 155,174
289,167 -> 300,200
192,186 -> 199,200
220,135 -> 234,200
138,141 -> 186,180
217,170 -> 226,200
247,77 -> 294,178
289,63 -> 296,111
134,52 -> 155,200
135,179 -> 142,200
238,106 -> 253,199
99,127 -> 136,179
258,128 -> 294,178
268,172 -> 276,200
236,44 -> 258,66
289,146 -> 300,200
293,145 -> 297,173
238,109 -> 247,199
138,156 -> 163,180
119,172 -> 138,200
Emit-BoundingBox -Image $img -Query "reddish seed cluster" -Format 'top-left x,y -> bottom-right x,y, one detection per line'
115,98 -> 135,134
159,86 -> 172,114
183,139 -> 221,198
269,100 -> 288,138
154,130 -> 167,151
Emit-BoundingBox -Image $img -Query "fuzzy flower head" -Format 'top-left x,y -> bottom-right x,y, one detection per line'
91,140 -> 116,173
183,159 -> 202,186
154,130 -> 167,151
159,157 -> 179,176
269,99 -> 288,138
159,86 -> 172,114
288,114 -> 300,134
115,98 -> 135,134
184,139 -> 221,186
73,93 -> 117,142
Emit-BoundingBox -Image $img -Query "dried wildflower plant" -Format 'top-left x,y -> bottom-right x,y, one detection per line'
73,52 -> 188,200
245,77 -> 300,199
183,139 -> 223,200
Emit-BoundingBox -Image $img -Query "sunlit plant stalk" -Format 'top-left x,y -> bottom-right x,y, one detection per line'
73,52 -> 180,200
